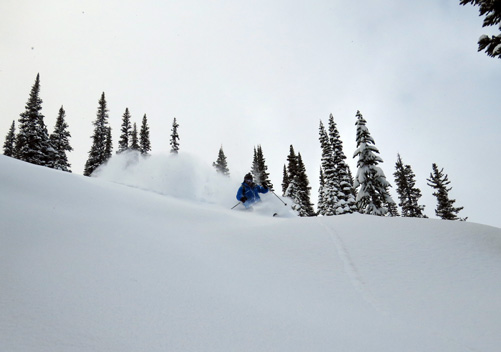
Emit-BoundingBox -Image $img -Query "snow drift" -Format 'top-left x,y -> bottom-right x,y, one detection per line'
1,154 -> 501,352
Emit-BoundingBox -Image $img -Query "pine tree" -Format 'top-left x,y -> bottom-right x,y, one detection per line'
250,145 -> 273,189
139,114 -> 151,155
318,121 -> 339,215
213,146 -> 230,176
328,114 -> 357,214
283,145 -> 315,216
130,123 -> 139,150
427,163 -> 466,221
460,0 -> 501,59
117,108 -> 131,153
3,121 -> 16,157
104,127 -> 113,161
84,92 -> 110,176
385,185 -> 400,217
49,106 -> 72,172
393,154 -> 426,218
16,74 -> 52,166
294,153 -> 316,216
284,145 -> 299,201
353,110 -> 396,216
251,147 -> 260,182
170,118 -> 180,154
317,167 -> 326,216
346,166 -> 357,200
281,164 -> 290,196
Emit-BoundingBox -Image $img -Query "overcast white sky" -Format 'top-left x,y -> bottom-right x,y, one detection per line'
1,0 -> 500,227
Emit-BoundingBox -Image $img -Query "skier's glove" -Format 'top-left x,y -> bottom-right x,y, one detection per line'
240,196 -> 247,203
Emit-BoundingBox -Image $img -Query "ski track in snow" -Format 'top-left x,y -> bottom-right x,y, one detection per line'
318,220 -> 480,352
318,220 -> 388,315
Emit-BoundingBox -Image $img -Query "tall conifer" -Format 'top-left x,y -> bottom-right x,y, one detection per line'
49,106 -> 72,172
117,108 -> 131,153
284,145 -> 299,201
3,121 -> 16,157
317,167 -> 326,216
295,153 -> 316,217
394,154 -> 426,218
250,145 -> 273,189
16,74 -> 52,166
139,114 -> 151,155
353,110 -> 396,216
284,145 -> 315,216
104,127 -> 113,161
318,121 -> 338,215
170,118 -> 180,154
213,146 -> 230,176
130,123 -> 139,150
427,163 -> 466,221
328,114 -> 356,214
385,185 -> 400,216
281,165 -> 289,196
84,92 -> 110,176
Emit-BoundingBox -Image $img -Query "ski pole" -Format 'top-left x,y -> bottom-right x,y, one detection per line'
271,190 -> 287,206
231,202 -> 242,209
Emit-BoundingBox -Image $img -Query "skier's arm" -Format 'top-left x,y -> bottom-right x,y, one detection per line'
236,186 -> 248,202
258,185 -> 269,194
236,186 -> 243,201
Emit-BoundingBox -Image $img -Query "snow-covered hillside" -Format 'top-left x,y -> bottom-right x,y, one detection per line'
1,154 -> 501,352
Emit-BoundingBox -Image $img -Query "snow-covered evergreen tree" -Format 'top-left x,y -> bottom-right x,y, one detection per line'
49,106 -> 72,172
130,123 -> 139,151
328,114 -> 356,214
213,146 -> 230,176
427,163 -> 466,221
281,165 -> 290,196
3,121 -> 16,157
117,108 -> 131,153
284,145 -> 314,217
104,127 -> 113,161
294,153 -> 316,217
393,154 -> 426,218
16,74 -> 53,166
318,121 -> 339,216
250,145 -> 273,189
84,93 -> 110,176
317,167 -> 326,216
170,118 -> 180,154
460,0 -> 501,59
251,147 -> 260,183
385,185 -> 400,217
352,110 -> 396,216
284,145 -> 299,204
139,114 -> 151,155
346,166 -> 357,201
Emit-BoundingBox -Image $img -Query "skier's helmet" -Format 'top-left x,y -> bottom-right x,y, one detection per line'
244,173 -> 253,182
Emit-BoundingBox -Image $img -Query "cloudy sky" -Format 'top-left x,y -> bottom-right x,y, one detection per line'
1,0 -> 500,227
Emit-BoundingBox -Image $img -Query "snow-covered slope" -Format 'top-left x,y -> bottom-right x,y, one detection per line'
1,154 -> 501,352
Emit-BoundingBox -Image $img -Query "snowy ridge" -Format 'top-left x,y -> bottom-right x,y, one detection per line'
1,154 -> 501,352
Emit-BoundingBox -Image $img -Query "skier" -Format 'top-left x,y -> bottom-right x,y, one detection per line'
236,173 -> 269,208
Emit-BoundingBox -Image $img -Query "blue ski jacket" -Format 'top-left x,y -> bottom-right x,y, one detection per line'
236,182 -> 269,208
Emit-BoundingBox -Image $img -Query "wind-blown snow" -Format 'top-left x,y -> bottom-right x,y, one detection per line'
93,151 -> 237,206
1,154 -> 501,352
92,151 -> 297,217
